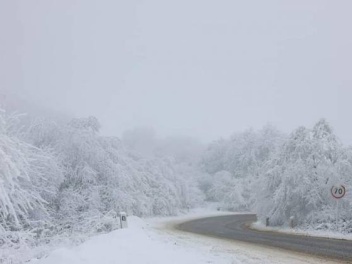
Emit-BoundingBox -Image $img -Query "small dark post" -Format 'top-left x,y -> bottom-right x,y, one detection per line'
266,217 -> 270,227
289,216 -> 295,228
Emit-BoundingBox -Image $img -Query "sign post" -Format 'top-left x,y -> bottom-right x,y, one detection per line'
331,185 -> 346,232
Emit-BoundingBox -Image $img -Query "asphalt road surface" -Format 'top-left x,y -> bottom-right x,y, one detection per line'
178,214 -> 352,262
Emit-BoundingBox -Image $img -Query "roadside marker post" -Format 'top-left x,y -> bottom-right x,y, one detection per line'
119,212 -> 128,229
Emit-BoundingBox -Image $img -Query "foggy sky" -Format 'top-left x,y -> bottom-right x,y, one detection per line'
1,0 -> 352,143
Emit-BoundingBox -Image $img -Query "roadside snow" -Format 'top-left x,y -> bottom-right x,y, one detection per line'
30,210 -> 342,264
30,215 -> 234,264
251,221 -> 352,241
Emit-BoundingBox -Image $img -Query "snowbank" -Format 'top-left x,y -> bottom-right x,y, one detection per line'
29,216 -> 234,264
251,221 -> 352,241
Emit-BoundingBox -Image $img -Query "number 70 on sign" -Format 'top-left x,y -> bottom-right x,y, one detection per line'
331,185 -> 346,199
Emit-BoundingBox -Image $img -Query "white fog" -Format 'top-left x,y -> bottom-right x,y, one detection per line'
1,1 -> 352,264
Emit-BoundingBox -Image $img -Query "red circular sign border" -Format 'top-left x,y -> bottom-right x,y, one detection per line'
331,185 -> 346,199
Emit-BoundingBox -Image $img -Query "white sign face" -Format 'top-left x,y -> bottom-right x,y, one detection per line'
331,185 -> 346,199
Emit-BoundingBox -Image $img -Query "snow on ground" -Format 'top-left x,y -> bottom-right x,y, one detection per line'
251,221 -> 352,241
30,210 -> 341,264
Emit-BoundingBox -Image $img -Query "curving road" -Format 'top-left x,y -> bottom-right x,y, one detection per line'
177,214 -> 352,262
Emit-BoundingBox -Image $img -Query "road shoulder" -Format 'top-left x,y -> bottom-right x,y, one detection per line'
250,221 -> 352,241
149,211 -> 343,264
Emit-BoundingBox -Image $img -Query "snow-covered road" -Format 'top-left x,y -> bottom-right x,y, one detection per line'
177,214 -> 352,261
30,211 -> 343,264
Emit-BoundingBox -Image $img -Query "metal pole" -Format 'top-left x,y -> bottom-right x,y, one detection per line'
336,200 -> 339,231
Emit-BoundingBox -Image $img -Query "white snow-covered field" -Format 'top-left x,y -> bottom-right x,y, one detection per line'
29,210 -> 342,264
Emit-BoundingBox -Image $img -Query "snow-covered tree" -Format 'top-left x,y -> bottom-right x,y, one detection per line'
256,120 -> 352,228
0,110 -> 63,231
201,125 -> 283,210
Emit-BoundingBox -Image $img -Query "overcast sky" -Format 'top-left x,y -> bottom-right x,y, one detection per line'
1,0 -> 352,143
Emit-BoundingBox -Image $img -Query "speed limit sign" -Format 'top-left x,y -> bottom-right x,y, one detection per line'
331,185 -> 346,199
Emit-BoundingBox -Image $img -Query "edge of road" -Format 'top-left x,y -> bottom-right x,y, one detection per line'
170,211 -> 352,242
174,214 -> 352,263
247,221 -> 352,242
151,213 -> 344,264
